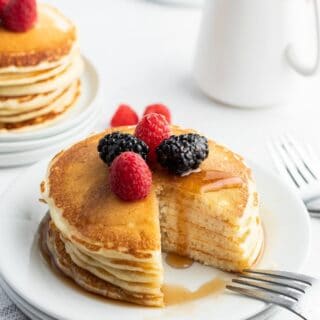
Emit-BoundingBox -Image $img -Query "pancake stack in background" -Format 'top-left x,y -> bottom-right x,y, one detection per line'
0,4 -> 83,132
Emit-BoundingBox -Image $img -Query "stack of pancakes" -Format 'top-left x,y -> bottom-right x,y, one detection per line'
0,4 -> 83,132
41,126 -> 263,307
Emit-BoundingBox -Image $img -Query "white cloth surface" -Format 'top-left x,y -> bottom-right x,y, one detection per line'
0,289 -> 27,320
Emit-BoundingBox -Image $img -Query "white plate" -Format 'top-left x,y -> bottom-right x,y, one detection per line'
0,160 -> 310,320
0,112 -> 100,167
149,0 -> 203,7
0,56 -> 100,142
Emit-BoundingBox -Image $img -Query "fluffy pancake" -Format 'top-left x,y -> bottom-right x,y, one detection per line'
0,4 -> 83,132
0,4 -> 77,69
0,55 -> 83,97
0,59 -> 73,86
0,81 -> 80,132
0,87 -> 68,113
0,81 -> 78,122
45,220 -> 164,307
41,126 -> 263,307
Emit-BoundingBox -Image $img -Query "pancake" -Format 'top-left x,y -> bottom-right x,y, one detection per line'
0,4 -> 77,70
0,87 -> 68,113
0,4 -> 83,132
0,59 -> 74,87
0,55 -> 83,97
0,81 -> 79,122
0,81 -> 81,132
45,220 -> 163,307
41,126 -> 263,307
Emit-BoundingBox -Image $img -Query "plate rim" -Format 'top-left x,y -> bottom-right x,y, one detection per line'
0,96 -> 101,153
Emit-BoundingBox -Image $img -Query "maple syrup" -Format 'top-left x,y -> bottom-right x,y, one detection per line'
162,278 -> 226,306
165,253 -> 194,269
174,169 -> 244,194
173,169 -> 244,256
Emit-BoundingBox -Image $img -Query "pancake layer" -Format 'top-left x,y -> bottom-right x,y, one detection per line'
0,81 -> 81,132
0,4 -> 83,132
41,126 -> 263,307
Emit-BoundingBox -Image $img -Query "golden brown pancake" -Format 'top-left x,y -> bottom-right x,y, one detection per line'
41,126 -> 263,307
0,55 -> 83,97
45,219 -> 163,307
0,81 -> 78,122
0,80 -> 80,131
0,86 -> 69,113
0,4 -> 83,132
0,4 -> 77,69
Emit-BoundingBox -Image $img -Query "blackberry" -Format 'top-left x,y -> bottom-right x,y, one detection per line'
156,133 -> 209,175
97,132 -> 149,166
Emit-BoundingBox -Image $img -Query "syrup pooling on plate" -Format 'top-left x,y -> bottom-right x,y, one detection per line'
165,253 -> 194,269
163,278 -> 226,306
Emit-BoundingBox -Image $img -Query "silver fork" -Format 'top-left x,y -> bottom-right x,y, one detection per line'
268,134 -> 320,217
227,269 -> 320,320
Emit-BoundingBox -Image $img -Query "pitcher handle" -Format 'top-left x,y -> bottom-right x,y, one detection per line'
285,0 -> 320,76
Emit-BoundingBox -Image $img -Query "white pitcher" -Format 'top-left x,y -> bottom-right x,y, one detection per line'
194,0 -> 320,108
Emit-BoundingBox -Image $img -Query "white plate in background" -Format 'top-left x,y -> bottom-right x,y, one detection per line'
0,107 -> 100,167
0,102 -> 101,154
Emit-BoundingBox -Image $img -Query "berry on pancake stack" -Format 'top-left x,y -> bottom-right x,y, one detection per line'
0,1 -> 83,132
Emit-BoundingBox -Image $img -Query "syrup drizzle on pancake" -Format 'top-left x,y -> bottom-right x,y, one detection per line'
173,169 -> 244,258
174,170 -> 244,194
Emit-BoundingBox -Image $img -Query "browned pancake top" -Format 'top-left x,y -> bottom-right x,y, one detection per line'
45,126 -> 251,254
0,4 -> 76,68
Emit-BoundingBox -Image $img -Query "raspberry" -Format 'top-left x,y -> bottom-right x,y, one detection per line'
143,103 -> 171,123
110,104 -> 139,127
97,132 -> 149,166
134,113 -> 170,164
2,0 -> 37,32
109,152 -> 152,201
0,0 -> 9,17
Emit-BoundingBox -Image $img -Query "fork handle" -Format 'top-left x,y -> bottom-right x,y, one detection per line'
306,198 -> 320,217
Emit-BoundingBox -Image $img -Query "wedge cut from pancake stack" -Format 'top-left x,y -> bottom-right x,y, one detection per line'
0,4 -> 83,132
41,125 -> 263,307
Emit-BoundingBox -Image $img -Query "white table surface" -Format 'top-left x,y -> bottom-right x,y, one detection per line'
1,1 -> 320,319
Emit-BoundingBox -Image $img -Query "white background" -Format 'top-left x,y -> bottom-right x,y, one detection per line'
1,1 -> 320,319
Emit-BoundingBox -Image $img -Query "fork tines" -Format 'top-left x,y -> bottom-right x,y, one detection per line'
269,134 -> 319,188
227,269 -> 313,319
